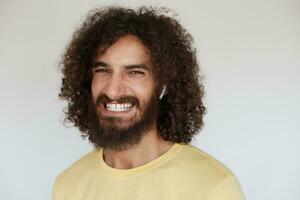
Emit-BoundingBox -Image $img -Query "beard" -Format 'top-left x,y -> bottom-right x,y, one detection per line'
86,92 -> 159,152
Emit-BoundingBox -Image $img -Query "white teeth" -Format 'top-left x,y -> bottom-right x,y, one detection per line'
106,103 -> 133,112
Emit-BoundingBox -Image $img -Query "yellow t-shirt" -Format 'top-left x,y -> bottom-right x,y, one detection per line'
53,143 -> 245,200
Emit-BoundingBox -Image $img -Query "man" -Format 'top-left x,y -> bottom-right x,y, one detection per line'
53,6 -> 245,200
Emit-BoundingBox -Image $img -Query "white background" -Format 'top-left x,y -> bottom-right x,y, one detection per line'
0,0 -> 299,199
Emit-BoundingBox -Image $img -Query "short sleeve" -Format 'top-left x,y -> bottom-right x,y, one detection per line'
208,175 -> 246,200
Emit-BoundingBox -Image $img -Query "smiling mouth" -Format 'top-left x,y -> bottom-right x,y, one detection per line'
103,103 -> 134,112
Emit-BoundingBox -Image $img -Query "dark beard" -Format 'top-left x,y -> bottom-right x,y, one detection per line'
86,93 -> 159,152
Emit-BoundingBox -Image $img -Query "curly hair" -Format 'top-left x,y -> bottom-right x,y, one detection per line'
59,6 -> 206,144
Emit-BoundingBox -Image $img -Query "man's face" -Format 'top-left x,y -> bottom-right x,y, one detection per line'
89,35 -> 158,151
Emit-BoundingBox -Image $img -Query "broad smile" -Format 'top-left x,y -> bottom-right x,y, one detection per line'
106,103 -> 133,111
99,102 -> 136,117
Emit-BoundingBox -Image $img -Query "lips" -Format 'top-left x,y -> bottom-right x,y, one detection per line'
105,103 -> 134,112
96,95 -> 139,116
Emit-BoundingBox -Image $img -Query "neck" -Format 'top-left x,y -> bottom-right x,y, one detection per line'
102,128 -> 174,169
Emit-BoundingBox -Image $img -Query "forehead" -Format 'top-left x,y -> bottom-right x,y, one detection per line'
94,35 -> 152,67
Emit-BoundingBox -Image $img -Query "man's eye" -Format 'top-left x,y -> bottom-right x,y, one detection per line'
94,68 -> 109,73
129,71 -> 145,75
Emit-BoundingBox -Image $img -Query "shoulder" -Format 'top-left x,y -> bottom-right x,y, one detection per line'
52,150 -> 99,198
56,149 -> 99,180
177,144 -> 235,178
173,144 -> 245,199
170,144 -> 238,186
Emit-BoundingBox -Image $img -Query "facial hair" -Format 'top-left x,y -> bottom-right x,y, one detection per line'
86,92 -> 159,152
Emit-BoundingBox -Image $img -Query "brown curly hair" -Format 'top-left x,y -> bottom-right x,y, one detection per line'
59,6 -> 206,144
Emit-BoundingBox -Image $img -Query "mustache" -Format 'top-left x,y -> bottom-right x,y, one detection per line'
96,94 -> 139,107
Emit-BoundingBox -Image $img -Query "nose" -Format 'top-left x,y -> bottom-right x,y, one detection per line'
103,73 -> 126,100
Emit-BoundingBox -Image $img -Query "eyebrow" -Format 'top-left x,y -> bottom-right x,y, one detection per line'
93,61 -> 108,68
125,64 -> 149,71
93,61 -> 150,71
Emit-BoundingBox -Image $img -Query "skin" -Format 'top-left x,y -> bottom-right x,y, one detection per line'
91,35 -> 174,169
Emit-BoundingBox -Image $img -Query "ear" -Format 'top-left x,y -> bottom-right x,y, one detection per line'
159,84 -> 167,99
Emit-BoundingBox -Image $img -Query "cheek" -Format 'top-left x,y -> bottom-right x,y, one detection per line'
91,78 -> 103,100
131,82 -> 155,102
